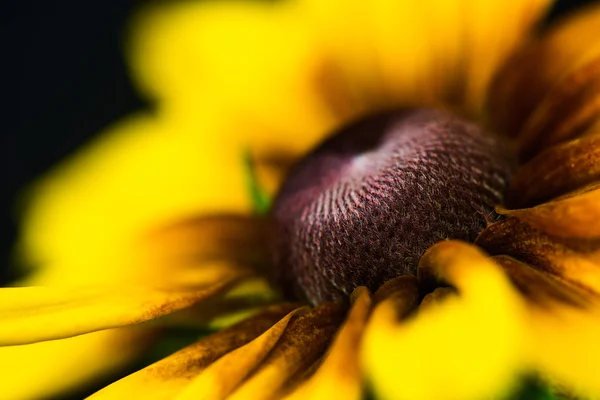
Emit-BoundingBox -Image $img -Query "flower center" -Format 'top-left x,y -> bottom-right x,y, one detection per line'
270,108 -> 515,305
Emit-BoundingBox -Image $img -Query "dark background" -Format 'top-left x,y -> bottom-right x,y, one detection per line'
4,0 -> 597,284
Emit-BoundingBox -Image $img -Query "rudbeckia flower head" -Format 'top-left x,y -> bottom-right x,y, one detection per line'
4,0 -> 600,399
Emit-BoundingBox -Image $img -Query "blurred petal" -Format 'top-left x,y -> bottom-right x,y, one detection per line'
88,304 -> 298,400
0,328 -> 145,400
507,135 -> 600,208
17,114 -> 252,286
363,241 -> 527,400
0,274 -> 245,346
228,303 -> 346,400
515,56 -> 600,160
129,1 -> 348,154
302,0 -> 551,114
499,188 -> 600,238
476,218 -> 600,293
285,287 -> 372,400
490,1 -> 600,143
529,305 -> 600,398
175,308 -> 301,400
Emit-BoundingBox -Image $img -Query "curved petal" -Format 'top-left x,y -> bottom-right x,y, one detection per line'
529,304 -> 600,398
174,309 -> 299,400
476,218 -> 600,294
506,135 -> 600,208
0,273 -> 246,346
88,304 -> 299,400
284,287 -> 372,400
489,1 -> 600,142
227,303 -> 345,400
362,241 -> 528,400
499,188 -> 600,238
0,328 -> 146,400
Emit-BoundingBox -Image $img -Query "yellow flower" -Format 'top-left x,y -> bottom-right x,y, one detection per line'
4,0 -> 600,399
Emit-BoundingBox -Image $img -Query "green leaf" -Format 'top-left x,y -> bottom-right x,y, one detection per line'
243,149 -> 271,214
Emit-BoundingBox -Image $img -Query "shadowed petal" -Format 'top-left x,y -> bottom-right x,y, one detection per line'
363,241 -> 527,400
301,0 -> 551,115
476,218 -> 600,294
0,273 -> 247,346
174,308 -> 302,400
507,135 -> 600,208
492,255 -> 592,308
227,302 -> 346,400
489,1 -> 600,140
515,56 -> 600,160
284,287 -> 373,400
88,304 -> 299,400
499,188 -> 600,238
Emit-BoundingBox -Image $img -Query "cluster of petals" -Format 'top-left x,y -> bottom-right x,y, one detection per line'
3,0 -> 600,399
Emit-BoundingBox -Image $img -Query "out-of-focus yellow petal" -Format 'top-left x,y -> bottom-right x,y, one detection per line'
529,304 -> 600,398
285,287 -> 372,400
300,0 -> 552,115
88,304 -> 297,400
490,1 -> 600,140
362,241 -> 528,400
0,274 -> 245,346
175,309 -> 300,400
129,1 -> 349,156
0,328 -> 145,400
17,113 -> 252,285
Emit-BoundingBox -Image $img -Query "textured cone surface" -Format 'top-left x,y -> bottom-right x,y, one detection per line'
271,109 -> 514,304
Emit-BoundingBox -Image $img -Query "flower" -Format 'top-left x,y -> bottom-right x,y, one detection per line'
4,0 -> 600,399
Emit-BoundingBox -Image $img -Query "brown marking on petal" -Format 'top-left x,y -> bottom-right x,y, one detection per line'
418,287 -> 457,311
499,188 -> 600,238
488,2 -> 600,142
517,56 -> 600,160
89,303 -> 299,399
142,214 -> 271,277
283,287 -> 372,400
492,255 -> 592,309
372,276 -> 420,319
228,302 -> 346,400
476,217 -> 600,295
507,136 -> 600,208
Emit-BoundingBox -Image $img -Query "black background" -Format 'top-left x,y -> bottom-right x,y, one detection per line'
4,0 -> 597,284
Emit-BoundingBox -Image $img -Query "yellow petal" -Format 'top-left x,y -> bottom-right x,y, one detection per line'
128,1 -> 347,153
88,304 -> 298,400
490,1 -> 600,140
228,303 -> 346,400
476,217 -> 600,294
285,287 -> 373,400
0,274 -> 245,346
0,328 -> 145,400
529,304 -> 600,398
17,113 -> 252,286
363,241 -> 528,400
301,0 -> 552,115
175,308 -> 301,400
499,188 -> 600,238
